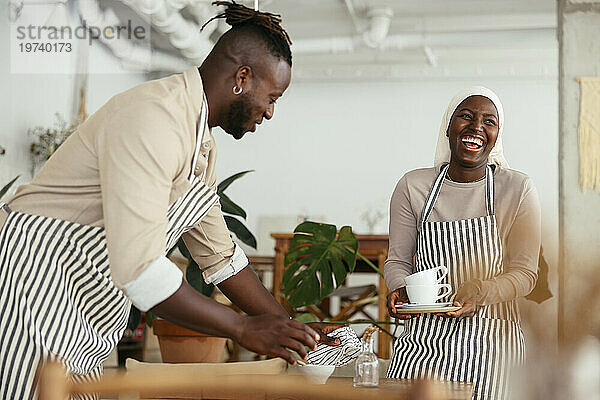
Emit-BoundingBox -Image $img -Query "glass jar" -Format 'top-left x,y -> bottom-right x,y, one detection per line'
353,330 -> 379,387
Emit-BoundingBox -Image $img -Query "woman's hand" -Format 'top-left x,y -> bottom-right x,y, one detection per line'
441,300 -> 477,318
387,287 -> 419,319
437,280 -> 481,318
306,322 -> 345,346
235,314 -> 319,364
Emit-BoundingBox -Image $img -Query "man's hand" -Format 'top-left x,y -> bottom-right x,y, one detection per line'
151,281 -> 320,365
306,322 -> 345,346
235,314 -> 320,364
387,287 -> 419,320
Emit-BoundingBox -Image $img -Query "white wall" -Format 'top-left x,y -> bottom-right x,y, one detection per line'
0,5 -> 74,182
0,3 -> 147,187
214,79 -> 558,263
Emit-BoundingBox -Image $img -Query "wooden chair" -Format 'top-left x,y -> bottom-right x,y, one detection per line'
303,284 -> 378,322
247,255 -> 276,291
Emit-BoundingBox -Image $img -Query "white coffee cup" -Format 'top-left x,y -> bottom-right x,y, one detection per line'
404,266 -> 448,286
406,284 -> 452,304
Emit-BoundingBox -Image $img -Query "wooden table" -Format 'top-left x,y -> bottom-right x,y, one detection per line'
142,378 -> 474,400
271,233 -> 391,358
39,363 -> 475,400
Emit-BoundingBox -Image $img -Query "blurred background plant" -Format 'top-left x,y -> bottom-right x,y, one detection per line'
1,176 -> 20,202
217,170 -> 257,249
360,209 -> 385,234
29,113 -> 79,176
1,145 -> 20,202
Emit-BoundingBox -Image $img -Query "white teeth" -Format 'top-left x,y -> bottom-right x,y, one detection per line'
461,136 -> 483,148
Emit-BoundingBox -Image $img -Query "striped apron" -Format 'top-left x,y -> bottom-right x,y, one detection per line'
0,100 -> 218,399
387,164 -> 525,400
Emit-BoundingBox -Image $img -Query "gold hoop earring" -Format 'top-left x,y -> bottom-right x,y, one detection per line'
233,85 -> 242,95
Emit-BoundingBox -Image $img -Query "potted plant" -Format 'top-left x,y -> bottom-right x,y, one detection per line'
127,171 -> 257,363
281,221 -> 388,331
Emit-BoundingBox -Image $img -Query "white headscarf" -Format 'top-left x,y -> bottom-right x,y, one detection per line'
433,86 -> 509,168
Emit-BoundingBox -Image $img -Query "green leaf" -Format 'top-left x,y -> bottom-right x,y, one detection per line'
145,311 -> 157,327
177,238 -> 191,259
0,176 -> 19,200
224,216 -> 257,249
219,192 -> 247,219
282,261 -> 303,295
282,221 -> 358,308
127,306 -> 142,330
217,170 -> 254,194
288,272 -> 321,308
330,256 -> 347,287
186,258 -> 215,297
294,313 -> 320,323
319,259 -> 334,298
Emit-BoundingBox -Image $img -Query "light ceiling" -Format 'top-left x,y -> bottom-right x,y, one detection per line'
103,0 -> 558,80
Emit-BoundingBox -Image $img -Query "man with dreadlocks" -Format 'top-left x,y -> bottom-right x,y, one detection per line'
0,2 -> 341,398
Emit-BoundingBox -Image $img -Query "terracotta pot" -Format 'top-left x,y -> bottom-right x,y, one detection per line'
152,319 -> 228,363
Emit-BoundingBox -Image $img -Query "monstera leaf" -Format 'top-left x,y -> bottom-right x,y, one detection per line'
283,221 -> 359,308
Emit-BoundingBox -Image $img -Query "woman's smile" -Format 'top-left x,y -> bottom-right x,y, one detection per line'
460,134 -> 485,151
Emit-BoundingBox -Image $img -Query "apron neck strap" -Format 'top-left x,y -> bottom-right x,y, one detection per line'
420,164 -> 495,229
420,164 -> 449,229
189,94 -> 209,182
485,164 -> 495,216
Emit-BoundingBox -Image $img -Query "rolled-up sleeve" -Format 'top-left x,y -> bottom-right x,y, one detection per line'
96,100 -> 187,311
182,161 -> 249,285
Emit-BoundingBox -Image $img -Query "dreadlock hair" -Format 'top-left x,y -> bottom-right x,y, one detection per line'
202,1 -> 292,67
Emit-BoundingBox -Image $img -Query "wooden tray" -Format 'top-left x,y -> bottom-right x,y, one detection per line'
395,306 -> 461,314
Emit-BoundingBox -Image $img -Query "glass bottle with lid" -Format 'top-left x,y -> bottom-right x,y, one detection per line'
353,326 -> 379,387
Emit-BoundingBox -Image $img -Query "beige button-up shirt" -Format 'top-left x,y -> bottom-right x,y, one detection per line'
2,68 -> 243,309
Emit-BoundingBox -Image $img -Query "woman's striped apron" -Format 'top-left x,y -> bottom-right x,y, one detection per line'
387,164 -> 525,400
0,100 -> 218,399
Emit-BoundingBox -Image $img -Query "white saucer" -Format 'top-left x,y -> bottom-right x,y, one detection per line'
397,302 -> 452,309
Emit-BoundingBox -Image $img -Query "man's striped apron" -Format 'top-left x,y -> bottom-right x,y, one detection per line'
387,164 -> 525,400
0,101 -> 218,399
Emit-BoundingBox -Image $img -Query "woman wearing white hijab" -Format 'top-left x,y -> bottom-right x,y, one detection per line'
384,87 -> 541,399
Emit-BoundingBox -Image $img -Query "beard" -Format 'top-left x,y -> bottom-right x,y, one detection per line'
223,93 -> 255,140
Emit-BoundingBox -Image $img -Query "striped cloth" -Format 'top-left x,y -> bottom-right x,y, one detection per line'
0,207 -> 131,399
306,327 -> 362,367
0,99 -> 220,399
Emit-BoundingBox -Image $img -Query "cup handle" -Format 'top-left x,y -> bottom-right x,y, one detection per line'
435,266 -> 448,283
436,284 -> 452,300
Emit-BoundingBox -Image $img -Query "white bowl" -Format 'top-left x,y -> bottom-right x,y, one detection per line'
288,364 -> 335,384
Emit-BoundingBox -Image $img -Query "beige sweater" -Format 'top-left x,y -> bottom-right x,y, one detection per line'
0,68 -> 239,299
384,166 -> 541,306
